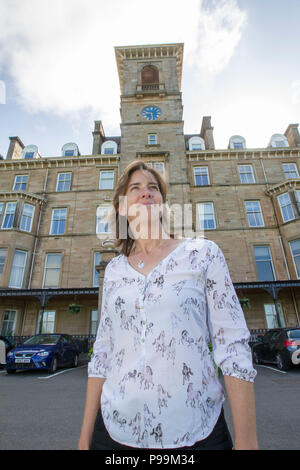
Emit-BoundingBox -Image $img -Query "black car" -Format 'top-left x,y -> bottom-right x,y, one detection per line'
252,327 -> 300,371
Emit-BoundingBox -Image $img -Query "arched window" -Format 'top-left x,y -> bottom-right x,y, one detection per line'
61,142 -> 80,157
229,135 -> 246,149
269,134 -> 289,148
21,145 -> 39,159
141,65 -> 159,84
101,140 -> 118,155
188,136 -> 205,151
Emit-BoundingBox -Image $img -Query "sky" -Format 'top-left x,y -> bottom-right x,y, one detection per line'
0,0 -> 300,158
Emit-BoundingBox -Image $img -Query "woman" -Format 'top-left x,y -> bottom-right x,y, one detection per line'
78,160 -> 258,450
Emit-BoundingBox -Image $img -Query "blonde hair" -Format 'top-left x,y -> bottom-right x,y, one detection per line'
112,160 -> 169,256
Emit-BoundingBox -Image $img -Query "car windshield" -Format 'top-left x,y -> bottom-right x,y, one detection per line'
23,335 -> 60,346
288,330 -> 300,340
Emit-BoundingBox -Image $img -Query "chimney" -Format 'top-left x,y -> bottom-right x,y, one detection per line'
6,136 -> 25,160
284,124 -> 300,147
92,121 -> 106,154
200,116 -> 215,150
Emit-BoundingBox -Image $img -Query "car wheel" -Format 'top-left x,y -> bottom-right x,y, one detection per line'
72,354 -> 79,368
6,369 -> 16,374
49,356 -> 58,374
276,352 -> 290,371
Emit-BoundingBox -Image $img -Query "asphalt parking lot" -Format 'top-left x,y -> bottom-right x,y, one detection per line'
0,361 -> 299,450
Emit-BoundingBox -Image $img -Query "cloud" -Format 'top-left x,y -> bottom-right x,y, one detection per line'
0,0 -> 247,134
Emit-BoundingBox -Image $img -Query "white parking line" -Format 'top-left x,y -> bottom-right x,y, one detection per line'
256,364 -> 287,374
38,365 -> 87,379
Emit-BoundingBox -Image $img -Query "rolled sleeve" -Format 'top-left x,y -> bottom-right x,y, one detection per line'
88,271 -> 114,379
205,242 -> 257,383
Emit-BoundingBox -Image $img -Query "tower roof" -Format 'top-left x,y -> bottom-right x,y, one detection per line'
114,43 -> 184,93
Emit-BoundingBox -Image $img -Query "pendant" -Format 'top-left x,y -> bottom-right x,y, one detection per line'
138,261 -> 145,269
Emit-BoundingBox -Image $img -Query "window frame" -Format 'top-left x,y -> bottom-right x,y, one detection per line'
20,203 -> 35,233
99,170 -> 114,190
36,310 -> 56,334
0,247 -> 7,275
282,163 -> 299,180
254,245 -> 276,282
193,166 -> 210,186
9,249 -> 27,288
148,134 -> 158,145
13,174 -> 28,191
50,208 -> 67,235
1,309 -> 17,336
289,239 -> 300,279
42,253 -> 62,288
238,164 -> 256,184
93,251 -> 102,287
1,202 -> 17,230
245,200 -> 264,227
277,192 -> 295,223
96,206 -> 111,234
197,202 -> 216,230
56,172 -> 72,192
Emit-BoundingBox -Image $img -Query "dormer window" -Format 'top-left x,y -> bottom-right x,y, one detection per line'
269,134 -> 289,148
188,136 -> 205,151
101,140 -> 118,155
21,145 -> 39,160
229,135 -> 246,149
61,142 -> 80,157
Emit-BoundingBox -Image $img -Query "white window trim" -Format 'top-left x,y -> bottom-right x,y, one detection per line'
56,173 -> 72,192
93,252 -> 102,287
188,136 -> 205,151
50,208 -> 67,235
99,170 -> 115,190
238,164 -> 256,184
254,246 -> 276,281
197,202 -> 216,230
20,203 -> 35,233
1,202 -> 17,230
245,200 -> 264,227
278,193 -> 295,223
1,309 -> 18,336
36,310 -> 56,334
282,163 -> 299,180
9,250 -> 27,288
193,166 -> 210,186
96,206 -> 111,234
42,253 -> 62,288
264,304 -> 285,328
0,248 -> 7,275
13,174 -> 28,191
289,240 -> 300,279
101,140 -> 118,155
148,134 -> 158,145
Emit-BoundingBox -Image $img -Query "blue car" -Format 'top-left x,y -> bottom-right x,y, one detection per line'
5,334 -> 79,374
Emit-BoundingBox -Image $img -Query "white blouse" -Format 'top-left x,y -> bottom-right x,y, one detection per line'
88,238 -> 257,449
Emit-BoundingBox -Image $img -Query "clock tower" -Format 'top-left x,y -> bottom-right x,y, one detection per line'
114,43 -> 189,195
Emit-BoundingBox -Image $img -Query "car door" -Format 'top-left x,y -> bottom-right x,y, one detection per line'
268,330 -> 282,363
259,331 -> 274,362
61,335 -> 74,365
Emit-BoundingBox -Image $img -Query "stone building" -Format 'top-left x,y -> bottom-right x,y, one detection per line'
0,43 -> 300,340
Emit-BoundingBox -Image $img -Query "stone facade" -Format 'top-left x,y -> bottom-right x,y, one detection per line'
0,42 -> 300,338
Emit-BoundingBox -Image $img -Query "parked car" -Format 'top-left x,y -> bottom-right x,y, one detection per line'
0,336 -> 14,369
251,327 -> 300,371
5,334 -> 79,374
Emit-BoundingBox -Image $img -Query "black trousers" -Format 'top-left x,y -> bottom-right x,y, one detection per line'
90,407 -> 233,450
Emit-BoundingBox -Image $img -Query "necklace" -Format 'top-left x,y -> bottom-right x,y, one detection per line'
134,240 -> 166,269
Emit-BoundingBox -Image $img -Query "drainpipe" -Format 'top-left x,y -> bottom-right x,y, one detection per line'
28,167 -> 48,288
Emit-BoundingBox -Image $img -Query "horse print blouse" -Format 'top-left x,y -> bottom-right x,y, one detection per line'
88,238 -> 257,449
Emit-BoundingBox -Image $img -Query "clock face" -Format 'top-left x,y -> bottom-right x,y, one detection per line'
142,106 -> 162,121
